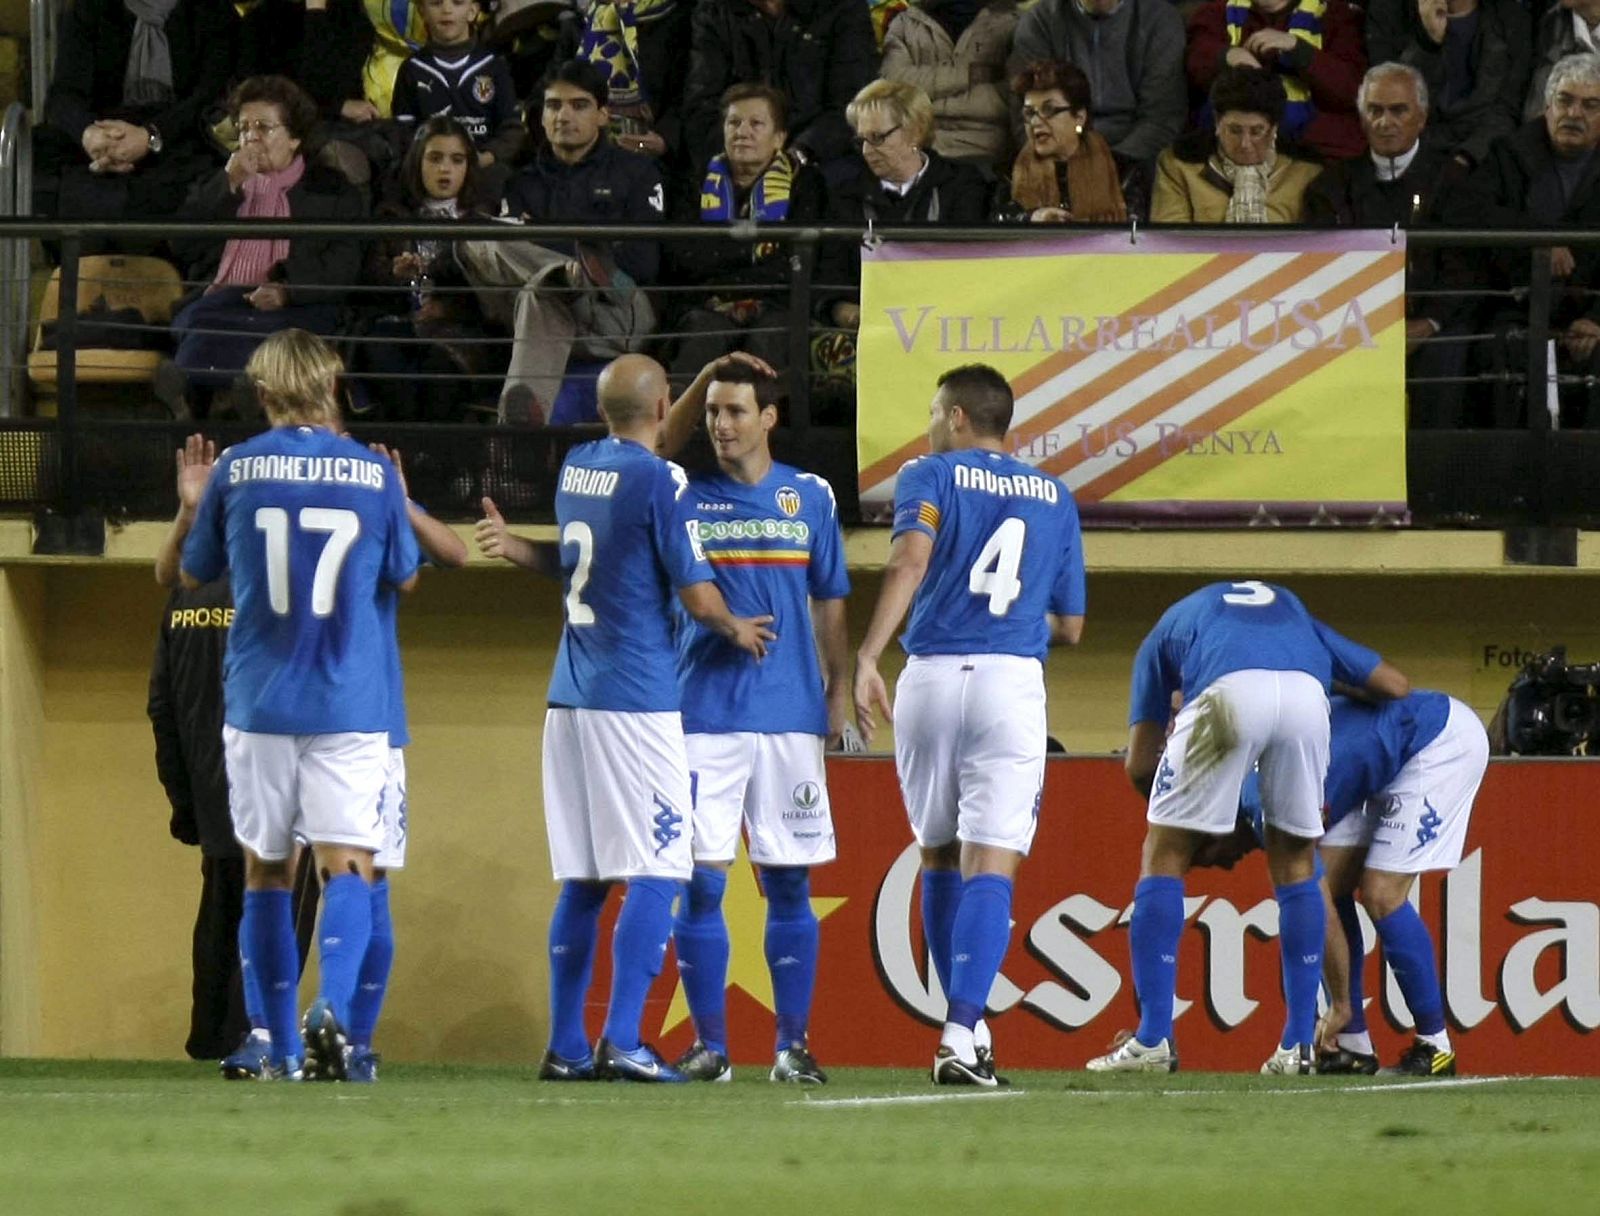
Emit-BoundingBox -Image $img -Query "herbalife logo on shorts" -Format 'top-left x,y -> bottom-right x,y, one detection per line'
785,782 -> 825,821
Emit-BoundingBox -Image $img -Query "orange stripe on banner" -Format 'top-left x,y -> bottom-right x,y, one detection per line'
1039,256 -> 1402,481
1005,252 -> 1345,453
1071,296 -> 1406,503
857,251 -> 1257,491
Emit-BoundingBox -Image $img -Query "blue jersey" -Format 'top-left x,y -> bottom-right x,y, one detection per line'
1128,581 -> 1381,725
547,437 -> 713,712
1321,691 -> 1452,825
891,449 -> 1085,660
675,462 -> 850,736
182,426 -> 420,735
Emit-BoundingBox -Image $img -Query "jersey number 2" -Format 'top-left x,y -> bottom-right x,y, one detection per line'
254,507 -> 360,618
562,521 -> 596,625
968,517 -> 1026,616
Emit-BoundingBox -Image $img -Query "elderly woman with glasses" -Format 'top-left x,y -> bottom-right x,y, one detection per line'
1151,65 -> 1321,224
162,75 -> 367,417
996,59 -> 1146,223
819,78 -> 992,331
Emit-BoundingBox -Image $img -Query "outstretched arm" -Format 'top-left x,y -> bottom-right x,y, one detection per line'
370,444 -> 468,569
853,530 -> 932,744
678,580 -> 776,660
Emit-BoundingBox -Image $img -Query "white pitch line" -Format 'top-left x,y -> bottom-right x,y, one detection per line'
798,1090 -> 1029,1109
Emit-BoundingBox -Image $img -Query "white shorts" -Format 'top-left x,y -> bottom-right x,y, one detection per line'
1321,698 -> 1488,873
224,726 -> 388,861
685,732 -> 836,867
542,707 -> 694,882
375,747 -> 408,871
1148,669 -> 1329,838
894,654 -> 1046,854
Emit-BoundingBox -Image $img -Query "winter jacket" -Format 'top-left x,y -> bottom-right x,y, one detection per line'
1527,9 -> 1597,122
682,0 -> 880,169
1150,130 -> 1321,222
881,2 -> 1020,169
1186,0 -> 1367,161
1366,0 -> 1531,167
1009,0 -> 1187,167
234,0 -> 373,121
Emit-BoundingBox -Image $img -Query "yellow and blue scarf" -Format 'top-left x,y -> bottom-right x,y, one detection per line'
700,151 -> 795,224
578,0 -> 676,112
1225,0 -> 1324,140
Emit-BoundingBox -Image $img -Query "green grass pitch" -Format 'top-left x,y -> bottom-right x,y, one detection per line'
2,1061 -> 1597,1215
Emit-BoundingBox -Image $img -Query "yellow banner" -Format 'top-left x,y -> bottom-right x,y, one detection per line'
856,232 -> 1408,523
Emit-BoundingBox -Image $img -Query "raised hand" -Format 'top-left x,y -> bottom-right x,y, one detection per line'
475,495 -> 513,560
175,433 -> 216,515
369,443 -> 409,497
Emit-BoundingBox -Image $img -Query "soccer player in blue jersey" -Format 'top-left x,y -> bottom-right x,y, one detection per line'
155,329 -> 421,1081
655,357 -> 852,1084
854,363 -> 1086,1087
1087,581 -> 1409,1075
475,353 -> 774,1082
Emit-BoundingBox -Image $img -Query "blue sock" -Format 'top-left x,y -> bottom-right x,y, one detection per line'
238,916 -> 266,1033
1130,875 -> 1184,1047
317,873 -> 374,1029
603,877 -> 681,1052
242,889 -> 302,1063
347,878 -> 394,1049
548,881 -> 608,1060
921,869 -> 962,1000
1375,903 -> 1446,1036
761,866 -> 819,1051
672,867 -> 729,1056
945,874 -> 1013,1031
1276,877 -> 1325,1049
1334,894 -> 1368,1035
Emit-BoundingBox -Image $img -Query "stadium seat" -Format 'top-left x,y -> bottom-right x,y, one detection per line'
27,254 -> 183,398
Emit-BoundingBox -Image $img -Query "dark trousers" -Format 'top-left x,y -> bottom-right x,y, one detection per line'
668,302 -> 793,387
172,287 -> 339,390
186,850 -> 320,1060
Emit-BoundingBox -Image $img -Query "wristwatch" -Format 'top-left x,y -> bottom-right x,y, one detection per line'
145,124 -> 163,154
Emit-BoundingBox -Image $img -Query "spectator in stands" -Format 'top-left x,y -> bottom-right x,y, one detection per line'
1186,0 -> 1367,161
1008,0 -> 1187,171
681,0 -> 880,175
161,76 -> 367,417
570,0 -> 693,167
818,80 -> 992,332
1152,66 -> 1321,222
666,85 -> 826,385
457,59 -> 664,423
1446,52 -> 1600,427
32,0 -> 235,224
1528,0 -> 1600,121
994,60 -> 1141,222
1306,63 -> 1470,427
1366,0 -> 1532,173
392,0 -> 528,195
351,116 -> 505,421
880,0 -> 1022,172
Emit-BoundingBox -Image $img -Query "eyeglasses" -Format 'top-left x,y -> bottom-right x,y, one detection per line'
855,125 -> 901,149
1022,103 -> 1077,125
238,120 -> 286,138
1552,92 -> 1600,117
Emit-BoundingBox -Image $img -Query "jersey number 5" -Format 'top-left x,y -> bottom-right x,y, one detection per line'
969,517 -> 1026,616
254,507 -> 360,618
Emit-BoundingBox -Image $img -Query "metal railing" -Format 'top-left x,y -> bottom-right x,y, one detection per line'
0,103 -> 31,419
29,0 -> 62,119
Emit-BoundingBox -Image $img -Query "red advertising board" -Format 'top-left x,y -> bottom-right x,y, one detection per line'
628,757 -> 1599,1075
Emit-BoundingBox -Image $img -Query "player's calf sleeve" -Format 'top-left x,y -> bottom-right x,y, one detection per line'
347,878 -> 394,1049
242,889 -> 301,1063
1374,903 -> 1447,1038
760,866 -> 818,1051
673,866 -> 730,1056
548,881 -> 608,1060
921,868 -> 962,1001
945,874 -> 1014,1035
316,873 -> 374,1029
604,877 -> 681,1052
1275,877 -> 1325,1050
1334,893 -> 1368,1036
1130,875 -> 1185,1047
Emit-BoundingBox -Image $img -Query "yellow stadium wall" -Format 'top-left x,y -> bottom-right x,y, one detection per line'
3,535 -> 1600,1061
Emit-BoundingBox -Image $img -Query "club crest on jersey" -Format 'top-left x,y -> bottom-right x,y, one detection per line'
473,74 -> 495,104
775,487 -> 802,518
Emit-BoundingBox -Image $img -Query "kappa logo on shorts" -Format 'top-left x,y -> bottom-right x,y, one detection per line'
1153,755 -> 1175,798
1411,799 -> 1443,853
775,487 -> 802,518
651,793 -> 683,856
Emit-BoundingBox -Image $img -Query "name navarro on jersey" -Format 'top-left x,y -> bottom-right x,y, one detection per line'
560,466 -> 620,497
953,463 -> 1060,502
227,455 -> 386,489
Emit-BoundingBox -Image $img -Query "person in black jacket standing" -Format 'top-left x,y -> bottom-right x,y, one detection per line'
149,574 -> 319,1067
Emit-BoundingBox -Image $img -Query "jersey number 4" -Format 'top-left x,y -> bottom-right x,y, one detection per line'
254,507 -> 360,618
968,517 -> 1026,616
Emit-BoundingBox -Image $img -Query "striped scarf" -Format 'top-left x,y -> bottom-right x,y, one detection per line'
700,151 -> 795,224
1225,0 -> 1324,140
210,155 -> 305,291
578,0 -> 676,112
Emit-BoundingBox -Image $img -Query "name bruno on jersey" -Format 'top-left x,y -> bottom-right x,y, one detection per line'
226,455 -> 387,489
952,463 -> 1060,503
560,466 -> 621,498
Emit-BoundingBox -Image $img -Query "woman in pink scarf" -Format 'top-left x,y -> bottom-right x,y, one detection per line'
163,75 -> 366,417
